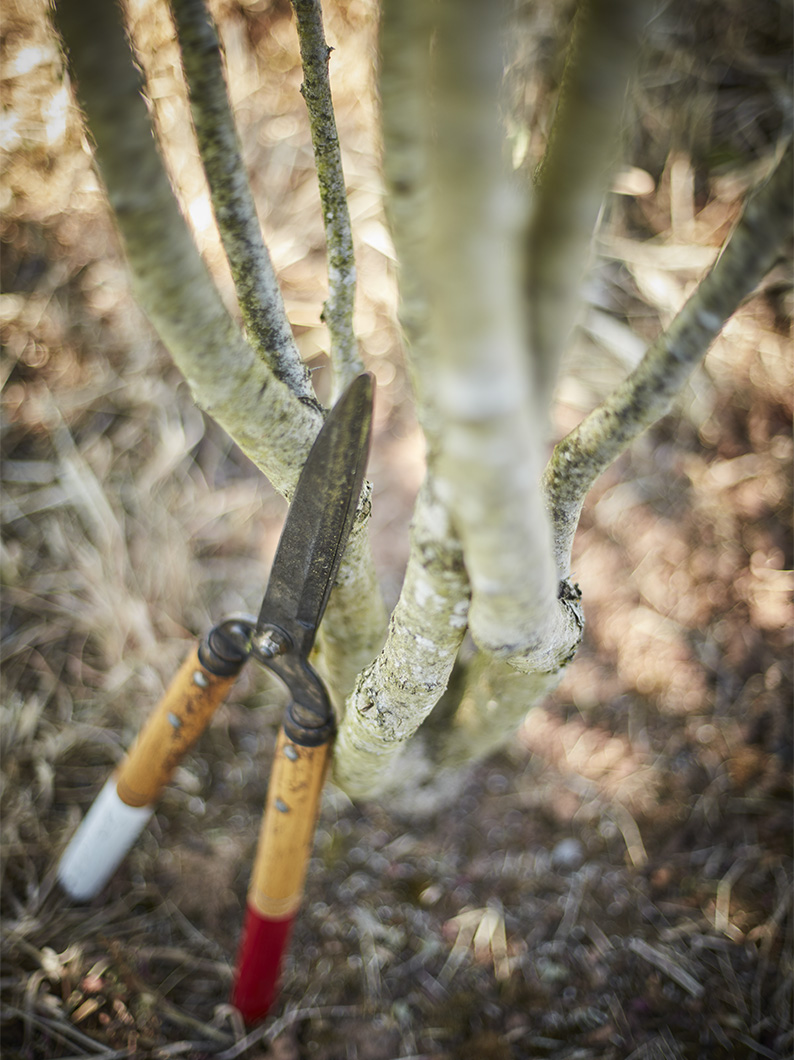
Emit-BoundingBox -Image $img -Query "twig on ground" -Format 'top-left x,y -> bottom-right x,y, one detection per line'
215,1005 -> 364,1059
608,801 -> 648,868
3,1003 -> 128,1056
628,937 -> 705,998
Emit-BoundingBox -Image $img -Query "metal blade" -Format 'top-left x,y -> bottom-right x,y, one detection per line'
255,373 -> 373,659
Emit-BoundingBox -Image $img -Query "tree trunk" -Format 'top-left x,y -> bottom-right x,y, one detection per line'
52,0 -> 793,806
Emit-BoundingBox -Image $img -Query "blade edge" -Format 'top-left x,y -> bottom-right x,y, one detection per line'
256,373 -> 374,655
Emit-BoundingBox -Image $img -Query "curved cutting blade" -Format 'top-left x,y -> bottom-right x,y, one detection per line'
255,373 -> 374,659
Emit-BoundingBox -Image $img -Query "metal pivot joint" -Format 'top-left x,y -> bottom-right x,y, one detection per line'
200,616 -> 335,748
199,616 -> 253,676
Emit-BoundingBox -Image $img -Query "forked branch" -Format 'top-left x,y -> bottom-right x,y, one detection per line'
332,0 -> 464,795
54,0 -> 321,497
54,0 -> 387,689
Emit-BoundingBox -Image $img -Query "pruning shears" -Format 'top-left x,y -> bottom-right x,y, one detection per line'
57,373 -> 374,1023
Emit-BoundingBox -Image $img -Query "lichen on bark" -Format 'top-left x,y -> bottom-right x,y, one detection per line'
334,478 -> 470,796
53,0 -> 319,497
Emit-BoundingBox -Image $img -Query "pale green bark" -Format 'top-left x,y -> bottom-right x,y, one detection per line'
440,654 -> 561,769
169,0 -> 319,408
342,134 -> 791,797
315,480 -> 388,705
332,0 -> 585,800
334,479 -> 470,796
333,0 -> 789,800
331,1 -> 468,794
428,0 -> 569,665
527,0 -> 652,405
422,140 -> 792,784
291,0 -> 362,399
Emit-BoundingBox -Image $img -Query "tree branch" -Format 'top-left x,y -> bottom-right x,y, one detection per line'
526,0 -> 651,406
439,654 -> 560,770
313,478 -> 388,706
329,1 -> 471,799
53,0 -> 320,498
53,0 -> 387,689
169,0 -> 319,408
429,0 -> 571,665
544,139 -> 794,578
334,478 -> 470,797
404,0 -> 642,772
378,0 -> 436,438
331,0 -> 585,802
291,0 -> 362,399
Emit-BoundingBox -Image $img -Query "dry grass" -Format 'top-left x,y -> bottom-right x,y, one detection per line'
1,0 -> 792,1057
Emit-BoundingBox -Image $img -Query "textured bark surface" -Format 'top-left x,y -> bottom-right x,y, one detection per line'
291,0 -> 362,399
331,0 -> 588,799
53,0 -> 387,693
334,480 -> 470,796
53,0 -> 319,498
170,0 -> 318,408
330,0 -> 791,800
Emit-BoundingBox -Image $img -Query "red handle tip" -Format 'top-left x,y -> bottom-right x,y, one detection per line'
231,904 -> 296,1024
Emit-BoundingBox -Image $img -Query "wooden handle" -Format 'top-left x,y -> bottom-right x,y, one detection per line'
58,641 -> 240,901
248,727 -> 331,916
116,643 -> 238,808
232,726 -> 331,1022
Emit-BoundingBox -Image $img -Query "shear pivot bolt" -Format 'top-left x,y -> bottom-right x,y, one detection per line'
252,629 -> 286,659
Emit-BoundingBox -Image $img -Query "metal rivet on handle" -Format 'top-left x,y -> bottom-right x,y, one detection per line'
193,670 -> 209,688
284,744 -> 299,761
275,798 -> 290,813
